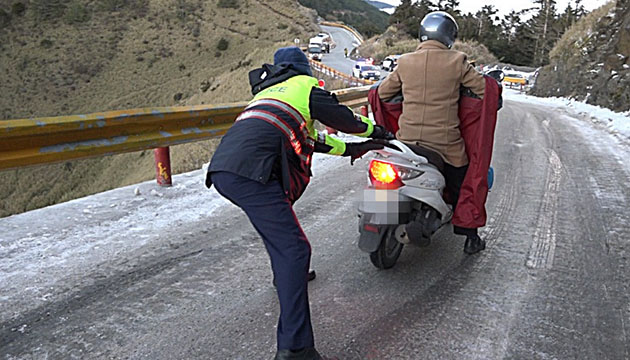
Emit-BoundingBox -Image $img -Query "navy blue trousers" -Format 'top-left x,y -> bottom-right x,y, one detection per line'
211,171 -> 314,351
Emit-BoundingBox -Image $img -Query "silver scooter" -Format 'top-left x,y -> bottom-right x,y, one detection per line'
357,140 -> 453,269
358,70 -> 503,269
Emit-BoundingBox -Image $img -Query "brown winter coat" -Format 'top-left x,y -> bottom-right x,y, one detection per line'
378,40 -> 486,167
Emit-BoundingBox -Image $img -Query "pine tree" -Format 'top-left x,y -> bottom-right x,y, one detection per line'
390,0 -> 414,26
437,0 -> 461,17
518,0 -> 561,66
574,0 -> 587,18
536,0 -> 558,65
560,3 -> 576,29
388,0 -> 593,67
501,10 -> 521,45
390,0 -> 435,38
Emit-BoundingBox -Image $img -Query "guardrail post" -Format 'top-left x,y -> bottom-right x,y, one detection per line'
154,147 -> 172,187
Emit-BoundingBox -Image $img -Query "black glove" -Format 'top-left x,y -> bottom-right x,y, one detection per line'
343,140 -> 385,165
370,125 -> 395,140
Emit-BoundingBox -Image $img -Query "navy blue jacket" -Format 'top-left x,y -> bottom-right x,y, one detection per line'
206,80 -> 367,202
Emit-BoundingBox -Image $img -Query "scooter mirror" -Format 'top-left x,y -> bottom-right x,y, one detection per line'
486,69 -> 505,82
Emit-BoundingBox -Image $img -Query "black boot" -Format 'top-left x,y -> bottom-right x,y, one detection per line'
273,269 -> 316,287
464,234 -> 486,255
274,347 -> 322,360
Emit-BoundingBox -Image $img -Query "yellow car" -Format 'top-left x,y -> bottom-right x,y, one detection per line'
504,73 -> 527,85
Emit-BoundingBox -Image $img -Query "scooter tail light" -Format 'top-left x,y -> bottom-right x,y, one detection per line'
369,160 -> 404,189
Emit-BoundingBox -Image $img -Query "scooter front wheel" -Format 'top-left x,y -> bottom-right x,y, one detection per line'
369,226 -> 403,269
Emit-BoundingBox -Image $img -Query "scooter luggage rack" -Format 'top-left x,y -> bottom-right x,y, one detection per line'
373,140 -> 430,166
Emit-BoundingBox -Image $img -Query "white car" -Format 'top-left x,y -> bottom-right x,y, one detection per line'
308,45 -> 323,61
381,55 -> 401,72
311,34 -> 331,53
353,64 -> 381,80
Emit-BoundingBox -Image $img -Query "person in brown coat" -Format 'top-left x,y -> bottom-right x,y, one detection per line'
378,11 -> 487,254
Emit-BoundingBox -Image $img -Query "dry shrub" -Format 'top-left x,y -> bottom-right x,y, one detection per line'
0,9 -> 10,28
549,2 -> 616,64
217,0 -> 239,9
452,40 -> 498,65
30,0 -> 66,20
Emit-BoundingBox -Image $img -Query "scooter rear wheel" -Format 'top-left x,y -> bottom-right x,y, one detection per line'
369,226 -> 403,269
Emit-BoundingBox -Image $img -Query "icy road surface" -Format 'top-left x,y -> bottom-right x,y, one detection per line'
1,92 -> 630,359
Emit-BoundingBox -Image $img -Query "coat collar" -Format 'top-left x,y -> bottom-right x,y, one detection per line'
416,40 -> 448,51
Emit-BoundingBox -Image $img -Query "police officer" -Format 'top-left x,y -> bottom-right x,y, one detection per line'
206,47 -> 393,360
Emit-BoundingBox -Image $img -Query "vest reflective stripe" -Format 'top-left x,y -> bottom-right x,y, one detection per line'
248,99 -> 307,129
246,99 -> 310,143
236,110 -> 309,162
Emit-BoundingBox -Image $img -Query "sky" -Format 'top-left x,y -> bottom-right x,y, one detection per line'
457,0 -> 610,16
377,0 -> 611,17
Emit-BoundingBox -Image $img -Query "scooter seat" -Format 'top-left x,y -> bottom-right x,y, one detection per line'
404,142 -> 445,173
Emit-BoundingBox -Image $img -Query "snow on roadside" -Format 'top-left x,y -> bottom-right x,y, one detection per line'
0,152 -> 347,323
503,88 -> 630,141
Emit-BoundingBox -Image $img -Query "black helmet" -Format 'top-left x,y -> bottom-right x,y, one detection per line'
419,11 -> 458,49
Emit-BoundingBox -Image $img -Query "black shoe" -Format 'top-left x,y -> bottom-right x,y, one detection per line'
274,347 -> 322,360
464,235 -> 486,255
273,270 -> 316,287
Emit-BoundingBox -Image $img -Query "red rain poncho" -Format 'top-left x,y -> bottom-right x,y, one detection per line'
367,76 -> 501,228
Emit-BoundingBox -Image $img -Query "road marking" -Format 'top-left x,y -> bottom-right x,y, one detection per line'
526,150 -> 563,270
623,307 -> 630,360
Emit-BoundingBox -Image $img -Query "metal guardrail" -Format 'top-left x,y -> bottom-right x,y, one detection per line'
310,60 -> 375,87
0,87 -> 370,172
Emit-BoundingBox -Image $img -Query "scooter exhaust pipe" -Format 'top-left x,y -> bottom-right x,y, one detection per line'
395,224 -> 410,244
395,223 -> 432,247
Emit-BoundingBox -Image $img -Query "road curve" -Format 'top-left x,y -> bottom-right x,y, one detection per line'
1,93 -> 629,359
320,25 -> 359,76
319,25 -> 388,80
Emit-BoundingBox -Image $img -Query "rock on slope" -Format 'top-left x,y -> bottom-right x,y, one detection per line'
532,0 -> 630,112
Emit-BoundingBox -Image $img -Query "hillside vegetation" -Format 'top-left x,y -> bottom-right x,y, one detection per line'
389,0 -> 591,67
297,0 -> 389,37
533,0 -> 630,112
0,0 -> 319,217
357,26 -> 498,65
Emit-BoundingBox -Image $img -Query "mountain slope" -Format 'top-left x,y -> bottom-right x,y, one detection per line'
532,0 -> 630,112
297,0 -> 389,37
0,0 -> 318,119
0,0 -> 319,217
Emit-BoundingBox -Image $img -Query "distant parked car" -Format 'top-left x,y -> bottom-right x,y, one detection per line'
503,73 -> 526,85
353,64 -> 380,80
308,45 -> 323,61
381,55 -> 401,72
311,33 -> 331,53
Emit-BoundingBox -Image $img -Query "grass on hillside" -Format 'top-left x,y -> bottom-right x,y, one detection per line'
0,0 -> 321,218
549,2 -> 616,63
